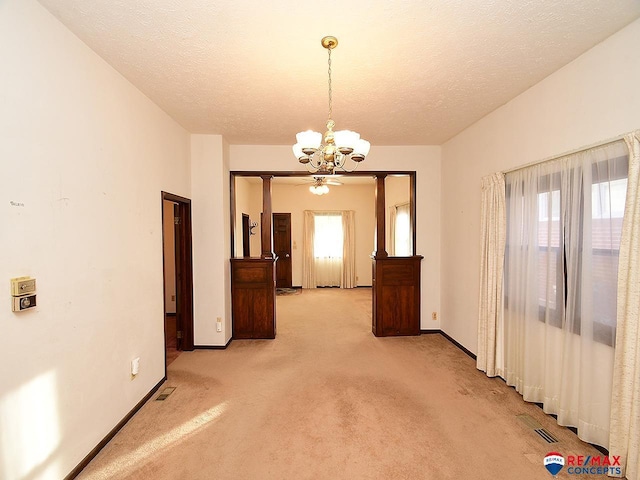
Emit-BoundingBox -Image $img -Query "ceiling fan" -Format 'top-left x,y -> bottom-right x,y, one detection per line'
297,176 -> 342,195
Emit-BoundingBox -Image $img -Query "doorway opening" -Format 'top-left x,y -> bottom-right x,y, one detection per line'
229,173 -> 417,337
162,192 -> 194,371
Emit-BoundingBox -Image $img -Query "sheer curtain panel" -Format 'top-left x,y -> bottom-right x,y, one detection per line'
609,132 -> 640,480
389,207 -> 396,256
341,211 -> 357,288
503,140 -> 628,448
394,203 -> 411,256
477,173 -> 506,378
302,210 -> 316,288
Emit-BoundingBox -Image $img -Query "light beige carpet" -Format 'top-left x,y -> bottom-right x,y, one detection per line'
77,288 -> 606,479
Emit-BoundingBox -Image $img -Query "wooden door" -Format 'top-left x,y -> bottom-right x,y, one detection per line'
242,213 -> 250,257
168,195 -> 194,351
273,213 -> 292,288
173,203 -> 183,350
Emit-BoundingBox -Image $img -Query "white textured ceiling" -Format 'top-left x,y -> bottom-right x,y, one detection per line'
37,0 -> 640,145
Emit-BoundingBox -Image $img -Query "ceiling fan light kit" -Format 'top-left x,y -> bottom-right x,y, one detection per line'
308,176 -> 335,195
293,36 -> 370,175
309,184 -> 330,195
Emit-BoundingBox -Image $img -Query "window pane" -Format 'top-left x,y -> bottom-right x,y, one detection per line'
314,214 -> 343,258
538,190 -> 561,312
591,178 -> 627,329
592,178 -> 627,220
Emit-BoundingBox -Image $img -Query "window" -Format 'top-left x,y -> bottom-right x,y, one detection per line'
313,213 -> 343,258
505,153 -> 628,346
313,213 -> 343,287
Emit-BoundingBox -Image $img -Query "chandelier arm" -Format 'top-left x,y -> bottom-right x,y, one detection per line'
347,158 -> 360,173
309,151 -> 322,169
334,156 -> 360,174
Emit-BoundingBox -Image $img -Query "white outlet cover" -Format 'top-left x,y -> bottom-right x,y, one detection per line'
131,357 -> 140,376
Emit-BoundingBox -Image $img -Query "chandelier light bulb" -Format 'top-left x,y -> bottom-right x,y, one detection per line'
297,131 -> 322,152
309,182 -> 330,195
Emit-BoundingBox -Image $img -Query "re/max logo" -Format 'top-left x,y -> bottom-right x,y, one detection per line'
566,455 -> 621,467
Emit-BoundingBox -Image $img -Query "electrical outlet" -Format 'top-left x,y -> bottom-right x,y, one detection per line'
216,317 -> 222,332
171,294 -> 176,301
432,312 -> 438,321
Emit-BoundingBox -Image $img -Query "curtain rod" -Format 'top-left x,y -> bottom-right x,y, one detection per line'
502,131 -> 632,175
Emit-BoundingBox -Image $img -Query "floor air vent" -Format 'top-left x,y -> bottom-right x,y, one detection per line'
516,414 -> 559,444
535,428 -> 559,444
156,387 -> 176,401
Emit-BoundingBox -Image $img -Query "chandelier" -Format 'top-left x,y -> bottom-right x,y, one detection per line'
293,36 -> 370,174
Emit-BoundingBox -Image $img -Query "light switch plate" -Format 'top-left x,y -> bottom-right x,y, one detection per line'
11,277 -> 36,296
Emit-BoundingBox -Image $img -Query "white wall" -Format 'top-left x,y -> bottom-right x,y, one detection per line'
191,135 -> 232,346
229,145 -> 442,330
271,182 -> 376,286
0,1 -> 191,479
441,18 -> 640,353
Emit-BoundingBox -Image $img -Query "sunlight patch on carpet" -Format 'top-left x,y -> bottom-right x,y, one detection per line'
86,402 -> 228,479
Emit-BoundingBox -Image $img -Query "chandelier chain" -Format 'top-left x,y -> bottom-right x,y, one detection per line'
327,46 -> 332,121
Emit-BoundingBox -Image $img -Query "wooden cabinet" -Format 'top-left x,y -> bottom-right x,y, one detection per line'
231,258 -> 276,339
372,256 -> 423,336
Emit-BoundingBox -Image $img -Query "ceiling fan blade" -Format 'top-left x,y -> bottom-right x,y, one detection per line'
325,180 -> 343,186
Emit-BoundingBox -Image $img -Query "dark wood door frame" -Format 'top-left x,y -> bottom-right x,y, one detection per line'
229,171 -> 417,259
229,171 -> 418,339
161,192 -> 194,373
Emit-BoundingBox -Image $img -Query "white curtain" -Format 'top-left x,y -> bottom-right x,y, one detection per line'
609,132 -> 640,479
394,203 -> 411,256
389,207 -> 397,256
503,140 -> 628,448
477,173 -> 506,378
302,210 -> 316,288
341,211 -> 357,288
303,211 -> 357,288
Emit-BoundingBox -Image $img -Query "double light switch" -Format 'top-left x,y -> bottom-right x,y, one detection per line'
11,276 -> 36,312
